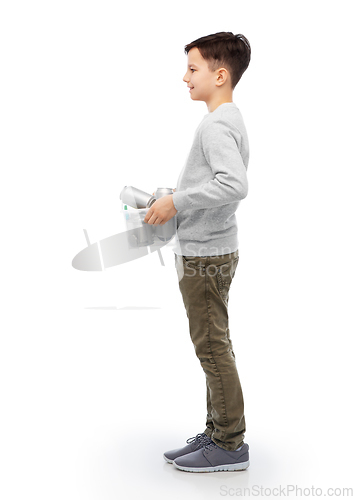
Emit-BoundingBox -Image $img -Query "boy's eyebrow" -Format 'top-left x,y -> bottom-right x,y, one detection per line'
188,64 -> 198,68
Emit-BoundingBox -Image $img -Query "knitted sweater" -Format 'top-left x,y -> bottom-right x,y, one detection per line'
172,102 -> 249,256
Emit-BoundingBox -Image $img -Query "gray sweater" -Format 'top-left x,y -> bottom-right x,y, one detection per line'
172,102 -> 249,257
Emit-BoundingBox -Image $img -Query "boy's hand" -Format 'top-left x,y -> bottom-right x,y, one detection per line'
144,195 -> 177,225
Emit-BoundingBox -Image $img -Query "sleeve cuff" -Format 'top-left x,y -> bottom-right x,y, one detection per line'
172,191 -> 188,212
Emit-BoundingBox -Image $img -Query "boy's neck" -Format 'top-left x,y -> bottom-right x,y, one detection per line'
207,93 -> 234,113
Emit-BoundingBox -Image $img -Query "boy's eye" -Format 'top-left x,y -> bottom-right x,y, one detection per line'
191,69 -> 195,72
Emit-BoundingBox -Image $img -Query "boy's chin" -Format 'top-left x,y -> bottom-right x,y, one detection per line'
190,94 -> 202,102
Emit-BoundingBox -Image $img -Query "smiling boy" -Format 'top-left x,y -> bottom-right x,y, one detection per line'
145,32 -> 251,473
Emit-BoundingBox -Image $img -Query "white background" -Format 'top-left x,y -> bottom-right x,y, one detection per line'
1,1 -> 354,498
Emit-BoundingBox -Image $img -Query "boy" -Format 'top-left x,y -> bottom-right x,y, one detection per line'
144,32 -> 251,473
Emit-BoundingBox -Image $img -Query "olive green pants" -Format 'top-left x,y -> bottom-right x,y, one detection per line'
175,250 -> 246,451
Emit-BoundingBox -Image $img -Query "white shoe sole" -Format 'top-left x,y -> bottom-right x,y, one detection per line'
173,459 -> 250,473
163,454 -> 174,464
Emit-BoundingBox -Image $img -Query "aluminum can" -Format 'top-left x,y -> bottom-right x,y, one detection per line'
155,187 -> 174,199
154,187 -> 176,242
120,186 -> 156,209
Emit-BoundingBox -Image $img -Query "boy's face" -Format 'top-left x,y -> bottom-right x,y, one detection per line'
183,47 -> 218,103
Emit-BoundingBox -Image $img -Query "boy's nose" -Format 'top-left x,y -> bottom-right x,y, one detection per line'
183,72 -> 189,83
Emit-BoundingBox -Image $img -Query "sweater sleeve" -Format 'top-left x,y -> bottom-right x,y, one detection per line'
172,119 -> 248,211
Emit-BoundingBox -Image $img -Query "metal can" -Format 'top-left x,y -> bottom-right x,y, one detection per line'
155,187 -> 174,199
120,186 -> 156,209
154,187 -> 177,242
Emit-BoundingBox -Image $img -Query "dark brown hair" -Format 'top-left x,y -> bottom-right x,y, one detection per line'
184,32 -> 251,89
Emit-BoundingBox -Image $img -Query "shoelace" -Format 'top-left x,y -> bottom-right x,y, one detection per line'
186,433 -> 212,447
203,441 -> 218,452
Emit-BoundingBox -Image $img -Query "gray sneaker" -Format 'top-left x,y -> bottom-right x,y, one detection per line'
163,433 -> 213,464
173,441 -> 250,472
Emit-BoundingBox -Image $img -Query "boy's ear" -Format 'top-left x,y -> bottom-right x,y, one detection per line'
215,68 -> 229,87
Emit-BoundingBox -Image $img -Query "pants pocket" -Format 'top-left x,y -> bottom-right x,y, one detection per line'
215,256 -> 239,303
